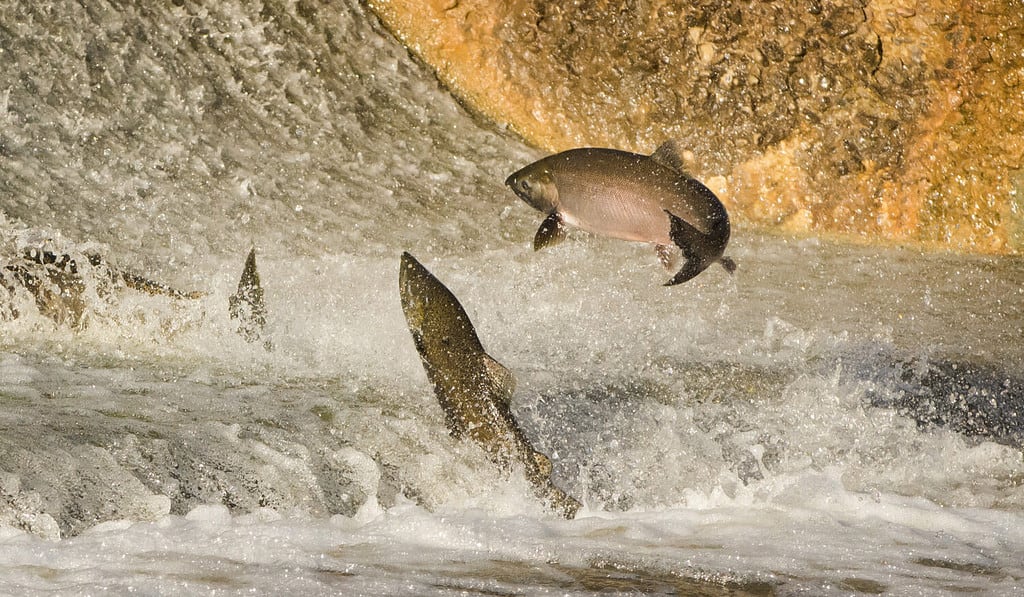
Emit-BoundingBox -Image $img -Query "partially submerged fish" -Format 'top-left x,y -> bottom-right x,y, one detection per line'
0,246 -> 202,328
0,248 -> 88,327
398,252 -> 580,518
1,245 -> 269,348
505,141 -> 736,285
229,248 -> 270,349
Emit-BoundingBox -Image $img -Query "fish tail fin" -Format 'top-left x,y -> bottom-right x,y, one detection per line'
663,258 -> 705,286
663,210 -> 714,286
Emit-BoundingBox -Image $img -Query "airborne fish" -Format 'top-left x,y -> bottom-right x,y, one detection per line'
398,252 -> 580,518
505,141 -> 736,285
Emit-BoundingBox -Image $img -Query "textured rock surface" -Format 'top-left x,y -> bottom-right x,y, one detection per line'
368,0 -> 1024,253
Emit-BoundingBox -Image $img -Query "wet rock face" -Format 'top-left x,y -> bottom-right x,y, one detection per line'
500,0 -> 896,174
368,0 -> 1024,253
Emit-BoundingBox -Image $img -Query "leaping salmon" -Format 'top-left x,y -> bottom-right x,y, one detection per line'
398,252 -> 581,518
505,141 -> 736,285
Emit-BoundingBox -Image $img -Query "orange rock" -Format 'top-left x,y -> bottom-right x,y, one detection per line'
368,0 -> 1024,253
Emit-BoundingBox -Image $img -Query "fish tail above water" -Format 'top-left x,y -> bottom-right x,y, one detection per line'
664,210 -> 735,286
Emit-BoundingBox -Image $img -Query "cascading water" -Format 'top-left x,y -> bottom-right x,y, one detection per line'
1,1 -> 1022,595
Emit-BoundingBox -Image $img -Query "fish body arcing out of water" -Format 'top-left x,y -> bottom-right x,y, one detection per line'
398,252 -> 580,518
505,141 -> 735,285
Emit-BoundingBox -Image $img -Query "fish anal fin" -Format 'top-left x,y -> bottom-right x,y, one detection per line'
720,256 -> 737,274
655,244 -> 677,270
533,212 -> 567,251
650,140 -> 689,175
482,354 -> 516,405
664,261 -> 704,286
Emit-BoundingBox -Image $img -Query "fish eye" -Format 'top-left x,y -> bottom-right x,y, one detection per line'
520,179 -> 531,191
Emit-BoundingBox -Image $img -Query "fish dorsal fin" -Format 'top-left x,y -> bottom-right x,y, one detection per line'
229,247 -> 269,347
482,354 -> 516,405
650,140 -> 689,175
534,212 -> 568,251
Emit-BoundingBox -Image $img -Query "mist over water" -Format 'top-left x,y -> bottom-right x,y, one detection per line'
1,1 -> 1024,595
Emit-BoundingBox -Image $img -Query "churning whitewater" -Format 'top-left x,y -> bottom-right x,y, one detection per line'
1,1 -> 1023,595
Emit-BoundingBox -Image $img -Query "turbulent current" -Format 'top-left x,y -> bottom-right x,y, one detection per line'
1,1 -> 1023,595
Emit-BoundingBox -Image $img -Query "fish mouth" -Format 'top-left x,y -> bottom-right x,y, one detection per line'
398,252 -> 429,330
504,172 -> 527,202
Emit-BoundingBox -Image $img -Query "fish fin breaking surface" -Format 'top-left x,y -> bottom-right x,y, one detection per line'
229,248 -> 270,348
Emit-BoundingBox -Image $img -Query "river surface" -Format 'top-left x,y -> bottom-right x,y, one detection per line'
1,1 -> 1023,595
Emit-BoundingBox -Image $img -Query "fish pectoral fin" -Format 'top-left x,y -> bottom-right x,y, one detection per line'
482,354 -> 516,404
533,212 -> 568,251
655,244 -> 677,270
649,139 -> 689,175
664,210 -> 713,286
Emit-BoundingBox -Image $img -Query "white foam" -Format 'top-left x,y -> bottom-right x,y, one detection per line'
1,0 -> 1022,593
